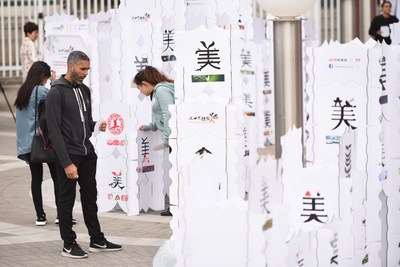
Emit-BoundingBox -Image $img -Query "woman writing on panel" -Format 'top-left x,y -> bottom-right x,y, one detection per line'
134,66 -> 175,216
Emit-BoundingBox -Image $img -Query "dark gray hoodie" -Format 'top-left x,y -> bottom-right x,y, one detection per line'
45,75 -> 96,168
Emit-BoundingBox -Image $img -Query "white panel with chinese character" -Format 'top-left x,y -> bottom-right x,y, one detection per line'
249,155 -> 281,214
160,0 -> 186,80
282,163 -> 339,235
96,157 -> 129,213
137,130 -> 165,212
308,80 -> 367,166
95,102 -> 132,159
174,26 -> 233,103
256,35 -> 275,148
306,41 -> 369,166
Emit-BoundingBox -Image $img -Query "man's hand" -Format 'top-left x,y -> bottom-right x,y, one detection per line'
99,121 -> 107,132
65,164 -> 79,179
139,125 -> 145,131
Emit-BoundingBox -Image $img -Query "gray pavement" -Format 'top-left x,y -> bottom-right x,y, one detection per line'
0,79 -> 172,266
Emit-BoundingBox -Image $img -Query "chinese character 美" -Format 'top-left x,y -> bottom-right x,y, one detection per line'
243,93 -> 253,109
195,41 -> 221,71
300,191 -> 327,223
163,29 -> 175,52
240,49 -> 252,68
331,97 -> 357,130
141,137 -> 150,162
134,56 -> 148,72
109,171 -> 125,190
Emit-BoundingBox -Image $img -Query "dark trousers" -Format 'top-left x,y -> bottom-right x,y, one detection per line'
55,150 -> 104,246
29,161 -> 58,217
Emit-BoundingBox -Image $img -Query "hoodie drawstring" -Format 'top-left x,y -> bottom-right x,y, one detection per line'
73,88 -> 85,122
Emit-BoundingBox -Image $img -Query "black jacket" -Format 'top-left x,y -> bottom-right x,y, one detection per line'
46,75 -> 96,168
369,14 -> 399,45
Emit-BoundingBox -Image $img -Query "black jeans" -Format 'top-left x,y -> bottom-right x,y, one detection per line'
28,161 -> 58,217
55,150 -> 104,246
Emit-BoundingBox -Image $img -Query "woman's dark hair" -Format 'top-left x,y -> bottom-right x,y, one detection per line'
23,22 -> 38,36
133,66 -> 173,86
14,61 -> 51,109
381,1 -> 392,8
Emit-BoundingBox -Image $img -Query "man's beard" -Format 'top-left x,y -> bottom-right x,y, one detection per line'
72,72 -> 83,85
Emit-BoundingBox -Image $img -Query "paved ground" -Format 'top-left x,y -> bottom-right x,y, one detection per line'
0,79 -> 172,266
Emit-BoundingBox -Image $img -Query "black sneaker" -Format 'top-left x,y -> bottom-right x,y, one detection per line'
61,242 -> 88,258
55,218 -> 77,225
35,214 -> 47,226
89,239 -> 122,253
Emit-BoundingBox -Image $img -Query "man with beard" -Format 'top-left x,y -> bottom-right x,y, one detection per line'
46,51 -> 122,258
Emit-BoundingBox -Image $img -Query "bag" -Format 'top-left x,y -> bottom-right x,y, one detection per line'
30,86 -> 56,163
31,134 -> 56,163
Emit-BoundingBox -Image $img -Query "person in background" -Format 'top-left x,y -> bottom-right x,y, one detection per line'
46,51 -> 122,259
134,66 -> 175,216
14,61 -> 58,226
20,22 -> 42,81
369,0 -> 399,45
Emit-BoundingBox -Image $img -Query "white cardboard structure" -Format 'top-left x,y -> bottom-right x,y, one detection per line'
42,1 -> 400,266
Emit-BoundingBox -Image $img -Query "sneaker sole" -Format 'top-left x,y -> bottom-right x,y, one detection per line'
61,252 -> 88,258
55,220 -> 77,225
35,222 -> 47,226
88,247 -> 122,253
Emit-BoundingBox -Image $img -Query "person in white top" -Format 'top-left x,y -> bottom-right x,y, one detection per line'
20,22 -> 42,81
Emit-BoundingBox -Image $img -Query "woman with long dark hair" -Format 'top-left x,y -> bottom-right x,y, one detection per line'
134,66 -> 175,216
14,61 -> 58,226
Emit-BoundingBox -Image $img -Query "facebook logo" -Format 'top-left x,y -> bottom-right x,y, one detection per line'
329,64 -> 334,68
